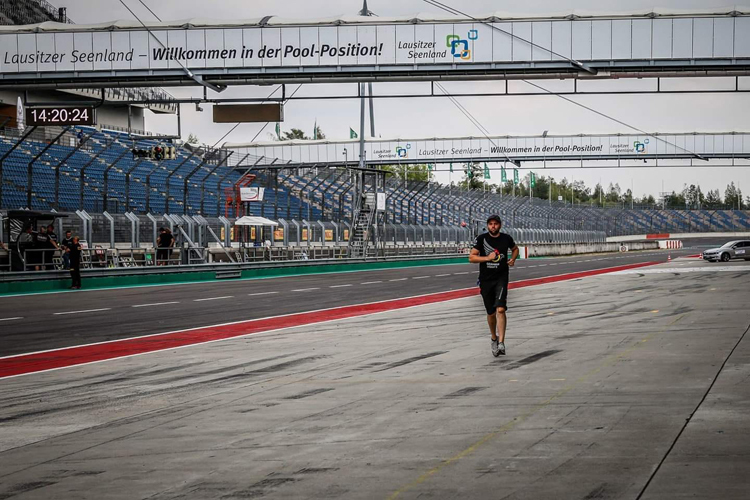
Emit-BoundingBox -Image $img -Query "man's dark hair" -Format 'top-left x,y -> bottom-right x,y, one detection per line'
66,230 -> 72,235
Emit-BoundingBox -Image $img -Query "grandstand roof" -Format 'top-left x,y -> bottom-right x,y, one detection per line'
3,8 -> 750,32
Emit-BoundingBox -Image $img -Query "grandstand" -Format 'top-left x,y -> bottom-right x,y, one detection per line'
1,124 -> 749,238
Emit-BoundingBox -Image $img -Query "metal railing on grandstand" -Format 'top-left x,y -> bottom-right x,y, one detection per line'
0,210 -> 610,273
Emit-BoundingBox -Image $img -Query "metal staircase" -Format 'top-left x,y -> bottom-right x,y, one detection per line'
348,192 -> 376,258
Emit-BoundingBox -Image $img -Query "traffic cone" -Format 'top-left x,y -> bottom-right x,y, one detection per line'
668,253 -> 672,262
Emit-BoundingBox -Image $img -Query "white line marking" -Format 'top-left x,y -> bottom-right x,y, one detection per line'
413,276 -> 431,279
389,278 -> 408,282
248,291 -> 279,297
132,301 -> 180,308
361,281 -> 382,285
453,272 -> 469,275
194,296 -> 234,302
435,274 -> 451,277
526,265 -> 536,268
537,264 -> 547,267
291,288 -> 320,292
0,317 -> 23,322
329,284 -> 353,288
54,308 -> 111,316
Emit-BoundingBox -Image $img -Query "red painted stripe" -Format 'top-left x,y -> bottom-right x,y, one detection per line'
0,261 -> 658,379
646,233 -> 670,239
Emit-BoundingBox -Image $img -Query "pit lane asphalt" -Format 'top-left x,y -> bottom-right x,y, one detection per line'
0,248 -> 695,357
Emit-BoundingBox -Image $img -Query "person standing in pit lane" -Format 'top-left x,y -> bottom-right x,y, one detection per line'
469,215 -> 519,357
68,236 -> 83,289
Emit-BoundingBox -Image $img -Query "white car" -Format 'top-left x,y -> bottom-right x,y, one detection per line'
702,240 -> 750,262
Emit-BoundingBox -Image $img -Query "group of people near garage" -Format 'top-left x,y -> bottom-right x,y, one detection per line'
1,225 -> 84,288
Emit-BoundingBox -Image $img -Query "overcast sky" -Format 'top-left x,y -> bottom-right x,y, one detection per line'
57,0 -> 750,199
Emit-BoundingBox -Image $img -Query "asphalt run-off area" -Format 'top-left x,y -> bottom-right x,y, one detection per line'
2,247 -> 749,499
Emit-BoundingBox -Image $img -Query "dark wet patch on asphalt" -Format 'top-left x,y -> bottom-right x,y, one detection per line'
373,351 -> 447,372
442,386 -> 488,398
505,350 -> 562,370
284,388 -> 334,400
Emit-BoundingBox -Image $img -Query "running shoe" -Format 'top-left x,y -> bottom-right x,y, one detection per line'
491,338 -> 500,357
498,342 -> 506,355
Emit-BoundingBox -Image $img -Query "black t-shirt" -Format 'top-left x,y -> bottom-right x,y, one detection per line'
35,232 -> 49,249
158,233 -> 174,248
473,232 -> 516,282
69,243 -> 82,267
47,231 -> 58,247
61,237 -> 74,250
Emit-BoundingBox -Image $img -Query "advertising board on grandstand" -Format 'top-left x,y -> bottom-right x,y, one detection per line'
239,187 -> 265,202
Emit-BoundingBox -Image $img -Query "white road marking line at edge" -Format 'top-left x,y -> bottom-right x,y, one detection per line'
361,281 -> 382,285
389,278 -> 408,281
0,317 -> 23,322
194,296 -> 234,302
248,291 -> 279,297
132,301 -> 180,308
413,276 -> 430,279
291,288 -> 320,292
329,284 -> 353,288
54,308 -> 111,316
453,272 -> 469,275
435,274 -> 451,277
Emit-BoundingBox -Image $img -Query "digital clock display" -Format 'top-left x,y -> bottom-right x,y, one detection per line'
25,106 -> 95,126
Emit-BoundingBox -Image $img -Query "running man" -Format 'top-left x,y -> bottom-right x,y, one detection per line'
469,215 -> 519,356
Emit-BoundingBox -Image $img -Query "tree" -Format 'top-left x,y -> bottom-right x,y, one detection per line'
313,125 -> 326,140
605,183 -> 622,203
642,195 -> 657,206
381,164 -> 431,182
663,190 -> 686,208
704,189 -> 722,209
591,183 -> 605,206
724,182 -> 743,209
457,162 -> 484,190
683,184 -> 705,209
623,188 -> 633,206
281,128 -> 309,140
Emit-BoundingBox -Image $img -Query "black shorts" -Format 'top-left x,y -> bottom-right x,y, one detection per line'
480,276 -> 509,315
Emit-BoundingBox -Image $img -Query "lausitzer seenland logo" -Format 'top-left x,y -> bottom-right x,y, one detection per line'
446,29 -> 479,60
395,143 -> 411,158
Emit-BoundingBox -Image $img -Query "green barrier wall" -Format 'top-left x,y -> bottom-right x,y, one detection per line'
0,257 -> 468,296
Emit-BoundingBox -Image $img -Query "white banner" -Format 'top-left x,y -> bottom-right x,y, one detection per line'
226,133 -> 750,165
2,14 -> 749,74
239,187 -> 265,202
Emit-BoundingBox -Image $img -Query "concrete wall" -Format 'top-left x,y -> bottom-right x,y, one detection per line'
528,241 -> 659,257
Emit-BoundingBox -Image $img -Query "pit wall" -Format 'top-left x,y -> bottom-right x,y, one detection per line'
608,232 -> 750,243
524,241 -> 659,257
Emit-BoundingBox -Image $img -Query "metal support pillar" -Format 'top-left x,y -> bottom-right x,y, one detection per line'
79,138 -> 113,211
102,211 -> 115,248
102,149 -> 130,213
27,126 -> 70,208
53,130 -> 95,210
